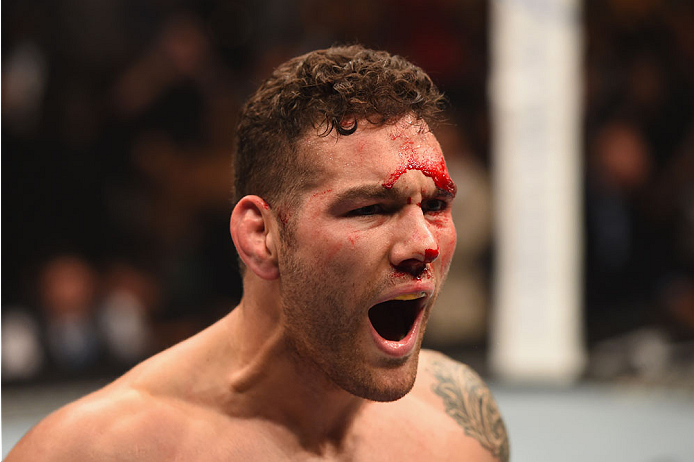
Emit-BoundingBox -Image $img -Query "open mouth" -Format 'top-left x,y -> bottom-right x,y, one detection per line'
368,293 -> 426,342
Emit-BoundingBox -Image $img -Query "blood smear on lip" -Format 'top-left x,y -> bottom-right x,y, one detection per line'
390,266 -> 431,281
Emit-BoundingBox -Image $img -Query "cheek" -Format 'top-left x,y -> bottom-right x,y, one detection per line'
347,232 -> 359,247
278,210 -> 291,226
323,240 -> 347,262
433,220 -> 457,266
302,224 -> 366,268
439,235 -> 456,266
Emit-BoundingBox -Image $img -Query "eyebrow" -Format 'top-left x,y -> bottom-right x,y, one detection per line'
329,184 -> 399,208
328,183 -> 455,211
436,187 -> 456,199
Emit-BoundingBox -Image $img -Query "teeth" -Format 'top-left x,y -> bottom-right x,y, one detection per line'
392,292 -> 426,301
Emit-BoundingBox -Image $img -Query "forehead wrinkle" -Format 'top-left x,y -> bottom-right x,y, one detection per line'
329,177 -> 449,210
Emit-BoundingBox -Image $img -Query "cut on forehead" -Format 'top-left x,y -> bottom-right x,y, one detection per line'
278,114 -> 442,210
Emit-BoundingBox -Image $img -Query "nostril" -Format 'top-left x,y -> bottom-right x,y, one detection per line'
393,259 -> 427,279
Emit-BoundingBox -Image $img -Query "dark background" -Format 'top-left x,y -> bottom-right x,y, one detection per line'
2,0 -> 693,385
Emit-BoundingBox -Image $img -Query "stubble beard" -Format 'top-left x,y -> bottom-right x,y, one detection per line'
278,246 -> 422,402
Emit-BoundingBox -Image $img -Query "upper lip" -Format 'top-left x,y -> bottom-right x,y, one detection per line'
369,284 -> 434,309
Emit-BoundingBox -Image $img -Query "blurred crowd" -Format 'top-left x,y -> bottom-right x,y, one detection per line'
582,0 -> 694,383
2,0 -> 692,385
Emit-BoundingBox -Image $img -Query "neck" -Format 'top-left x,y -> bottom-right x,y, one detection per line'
222,281 -> 365,453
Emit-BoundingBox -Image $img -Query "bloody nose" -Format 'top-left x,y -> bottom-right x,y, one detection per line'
424,248 -> 439,262
393,259 -> 428,279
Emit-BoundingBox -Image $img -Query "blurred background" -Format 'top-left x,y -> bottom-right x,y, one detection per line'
2,0 -> 693,460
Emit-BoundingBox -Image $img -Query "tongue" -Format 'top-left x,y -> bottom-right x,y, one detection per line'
369,300 -> 409,341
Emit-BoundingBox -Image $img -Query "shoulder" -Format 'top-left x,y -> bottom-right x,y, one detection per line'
5,384 -> 188,462
5,328 -> 236,462
410,349 -> 510,462
6,323 -> 237,462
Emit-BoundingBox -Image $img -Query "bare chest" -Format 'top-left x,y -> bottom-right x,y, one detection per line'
133,406 -> 467,462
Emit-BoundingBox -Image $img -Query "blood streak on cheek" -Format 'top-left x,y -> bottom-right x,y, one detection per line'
429,214 -> 450,227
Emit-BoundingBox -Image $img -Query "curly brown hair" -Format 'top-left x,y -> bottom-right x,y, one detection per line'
234,44 -> 446,208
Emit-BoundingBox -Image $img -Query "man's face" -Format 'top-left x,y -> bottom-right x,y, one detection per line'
277,115 -> 457,402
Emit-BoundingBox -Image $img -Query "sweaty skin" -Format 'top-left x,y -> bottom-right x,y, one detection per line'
6,116 -> 508,462
275,116 -> 458,402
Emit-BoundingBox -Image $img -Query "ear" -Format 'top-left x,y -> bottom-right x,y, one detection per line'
230,196 -> 280,280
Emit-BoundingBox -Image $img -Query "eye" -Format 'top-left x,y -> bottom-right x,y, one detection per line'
348,204 -> 384,216
421,199 -> 448,213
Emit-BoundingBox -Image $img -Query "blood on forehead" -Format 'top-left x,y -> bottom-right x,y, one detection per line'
381,133 -> 457,195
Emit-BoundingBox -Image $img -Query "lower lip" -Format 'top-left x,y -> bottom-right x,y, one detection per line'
368,305 -> 425,358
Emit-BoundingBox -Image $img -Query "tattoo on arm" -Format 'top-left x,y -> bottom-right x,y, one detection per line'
428,355 -> 509,462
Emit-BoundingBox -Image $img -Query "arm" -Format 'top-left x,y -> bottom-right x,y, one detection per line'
424,351 -> 510,462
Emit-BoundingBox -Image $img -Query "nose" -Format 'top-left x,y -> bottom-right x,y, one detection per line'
390,209 -> 438,276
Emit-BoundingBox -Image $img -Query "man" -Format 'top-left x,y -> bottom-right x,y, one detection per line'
8,45 -> 509,461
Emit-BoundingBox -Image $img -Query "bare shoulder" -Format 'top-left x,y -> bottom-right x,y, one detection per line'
5,383 -> 185,462
411,349 -> 510,462
5,324 -> 238,462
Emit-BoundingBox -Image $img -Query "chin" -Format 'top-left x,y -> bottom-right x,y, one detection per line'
332,351 -> 421,403
359,379 -> 416,403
